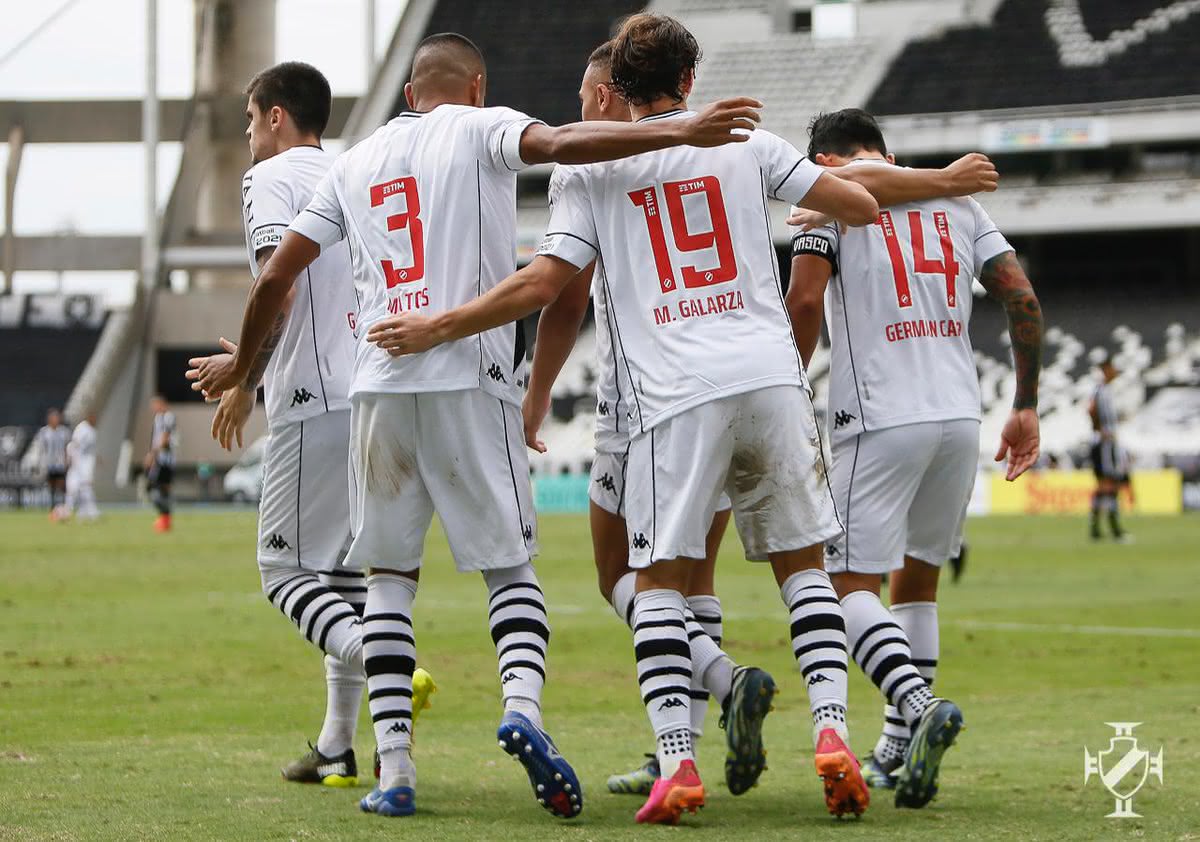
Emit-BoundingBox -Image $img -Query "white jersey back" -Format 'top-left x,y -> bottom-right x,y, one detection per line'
793,160 -> 1012,443
548,165 -> 629,452
242,146 -> 356,426
538,112 -> 822,433
290,105 -> 541,404
68,420 -> 97,480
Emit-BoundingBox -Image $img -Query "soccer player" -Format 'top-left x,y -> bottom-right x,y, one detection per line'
187,61 -> 435,790
62,411 -> 100,521
787,108 -> 1042,808
143,395 -> 176,532
1088,355 -> 1128,541
34,408 -> 70,517
363,15 -> 999,824
191,32 -> 760,820
523,41 -> 763,799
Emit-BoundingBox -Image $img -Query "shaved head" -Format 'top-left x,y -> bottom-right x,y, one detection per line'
407,32 -> 487,108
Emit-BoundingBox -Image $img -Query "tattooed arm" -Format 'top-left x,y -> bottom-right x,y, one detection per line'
979,250 -> 1043,480
238,248 -> 295,390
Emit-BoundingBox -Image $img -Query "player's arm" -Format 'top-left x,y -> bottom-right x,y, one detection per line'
524,263 -> 594,452
979,250 -> 1044,480
369,255 -> 581,355
518,97 -> 762,165
824,153 -> 999,208
785,233 -> 835,367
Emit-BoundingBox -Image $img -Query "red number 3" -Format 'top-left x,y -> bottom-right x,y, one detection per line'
876,210 -> 959,308
369,177 -> 425,288
629,176 -> 738,295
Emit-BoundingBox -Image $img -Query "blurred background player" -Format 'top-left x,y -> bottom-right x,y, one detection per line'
188,60 -> 435,792
144,395 -> 176,532
34,408 -> 70,517
60,411 -> 100,522
1088,355 -> 1129,541
788,108 -> 1041,808
191,31 -> 757,821
521,40 -> 752,799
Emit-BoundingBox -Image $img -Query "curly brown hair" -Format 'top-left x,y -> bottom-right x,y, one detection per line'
609,14 -> 701,107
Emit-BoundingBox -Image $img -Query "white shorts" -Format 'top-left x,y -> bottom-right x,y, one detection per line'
825,419 -> 979,575
345,390 -> 537,573
590,445 -> 731,519
257,410 -> 353,571
625,385 -> 841,566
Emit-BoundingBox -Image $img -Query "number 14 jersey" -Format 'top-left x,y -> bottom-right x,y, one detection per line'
290,105 -> 542,404
794,159 -> 1013,444
539,110 -> 823,434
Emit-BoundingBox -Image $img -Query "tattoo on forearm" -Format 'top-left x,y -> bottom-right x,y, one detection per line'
242,310 -> 286,391
980,251 -> 1042,410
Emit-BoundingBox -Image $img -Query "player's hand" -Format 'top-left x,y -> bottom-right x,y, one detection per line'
995,407 -> 1040,481
367,314 -> 443,356
186,338 -> 243,400
944,152 -> 999,195
787,207 -> 842,232
683,97 -> 762,147
211,386 -> 256,451
522,391 -> 550,453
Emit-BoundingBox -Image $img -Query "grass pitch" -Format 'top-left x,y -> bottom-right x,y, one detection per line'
1,510 -> 1197,841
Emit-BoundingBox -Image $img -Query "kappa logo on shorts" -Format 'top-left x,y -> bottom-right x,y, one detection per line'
486,363 -> 507,383
501,671 -> 519,684
657,697 -> 686,711
597,400 -> 610,416
387,721 -> 411,735
808,673 -> 832,687
825,545 -> 841,557
833,409 -> 857,429
265,533 -> 292,551
596,473 -> 617,494
290,387 -> 317,407
631,532 -> 650,550
523,524 -> 533,543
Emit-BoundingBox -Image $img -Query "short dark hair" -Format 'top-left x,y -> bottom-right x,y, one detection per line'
412,32 -> 486,79
610,14 -> 700,106
807,108 -> 888,160
588,40 -> 615,71
245,61 -> 332,137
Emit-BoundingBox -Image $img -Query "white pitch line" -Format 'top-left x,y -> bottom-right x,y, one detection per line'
946,619 -> 1200,639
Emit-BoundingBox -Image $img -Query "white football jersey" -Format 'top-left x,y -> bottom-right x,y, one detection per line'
792,160 -> 1013,443
538,112 -> 822,433
242,146 -> 357,426
290,105 -> 542,404
67,420 -> 97,480
548,165 -> 629,452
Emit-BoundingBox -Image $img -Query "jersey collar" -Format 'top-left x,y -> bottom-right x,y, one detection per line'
636,108 -> 687,123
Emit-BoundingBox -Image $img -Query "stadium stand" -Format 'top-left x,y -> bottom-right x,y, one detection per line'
869,0 -> 1200,115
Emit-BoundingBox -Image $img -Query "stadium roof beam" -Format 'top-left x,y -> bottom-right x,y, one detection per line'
0,96 -> 357,144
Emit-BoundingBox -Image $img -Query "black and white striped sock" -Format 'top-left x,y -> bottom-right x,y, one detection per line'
842,591 -> 932,729
881,600 -> 940,744
779,569 -> 850,738
632,588 -> 694,777
484,564 -> 550,729
364,572 -> 418,790
315,568 -> 367,757
686,594 -> 728,738
261,566 -> 363,667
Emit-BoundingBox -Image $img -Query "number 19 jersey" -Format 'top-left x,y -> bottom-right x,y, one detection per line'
538,111 -> 823,433
793,160 -> 1013,443
289,104 -> 542,404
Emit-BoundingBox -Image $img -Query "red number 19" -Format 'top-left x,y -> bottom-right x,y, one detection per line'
629,176 -> 738,295
369,176 -> 425,288
876,210 -> 959,308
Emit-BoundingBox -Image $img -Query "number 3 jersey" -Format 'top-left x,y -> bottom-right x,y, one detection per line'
793,159 -> 1013,444
289,105 -> 542,405
242,146 -> 357,426
538,111 -> 823,434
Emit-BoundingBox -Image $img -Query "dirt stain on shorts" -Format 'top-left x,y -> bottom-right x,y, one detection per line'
363,418 -> 415,498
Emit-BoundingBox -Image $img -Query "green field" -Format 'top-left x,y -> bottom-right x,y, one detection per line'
1,510 -> 1197,841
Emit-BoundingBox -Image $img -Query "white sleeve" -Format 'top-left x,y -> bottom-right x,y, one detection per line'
535,168 -> 599,270
242,163 -> 295,273
475,106 -> 546,173
969,198 -> 1013,276
753,131 -> 823,205
289,163 -> 347,249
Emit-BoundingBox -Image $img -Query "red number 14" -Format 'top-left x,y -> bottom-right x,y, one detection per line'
876,210 -> 959,309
